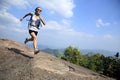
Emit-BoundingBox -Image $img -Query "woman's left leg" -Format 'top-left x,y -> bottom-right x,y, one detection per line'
30,32 -> 37,50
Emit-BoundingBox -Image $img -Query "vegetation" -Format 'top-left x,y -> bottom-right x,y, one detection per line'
56,46 -> 120,80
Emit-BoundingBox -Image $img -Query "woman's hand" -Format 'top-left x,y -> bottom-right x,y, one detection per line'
20,18 -> 23,21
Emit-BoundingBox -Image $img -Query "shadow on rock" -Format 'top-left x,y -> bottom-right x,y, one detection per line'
8,48 -> 33,59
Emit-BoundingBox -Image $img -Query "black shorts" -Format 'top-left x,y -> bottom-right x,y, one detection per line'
29,30 -> 38,36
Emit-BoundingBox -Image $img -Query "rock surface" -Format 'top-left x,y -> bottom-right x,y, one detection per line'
0,39 -> 115,80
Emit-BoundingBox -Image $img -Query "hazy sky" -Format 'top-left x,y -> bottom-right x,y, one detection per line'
0,0 -> 120,52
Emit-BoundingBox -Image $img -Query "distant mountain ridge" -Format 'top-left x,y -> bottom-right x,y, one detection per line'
41,48 -> 63,56
80,49 -> 115,56
41,47 -> 115,57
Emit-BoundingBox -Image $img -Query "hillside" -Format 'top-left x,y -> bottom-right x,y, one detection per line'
0,39 -> 115,80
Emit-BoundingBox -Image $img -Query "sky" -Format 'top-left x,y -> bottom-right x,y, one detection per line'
0,0 -> 120,52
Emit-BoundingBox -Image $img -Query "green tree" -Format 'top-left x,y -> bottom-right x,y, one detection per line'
103,56 -> 120,79
71,48 -> 81,65
87,53 -> 103,72
64,46 -> 73,61
79,54 -> 89,67
64,46 -> 81,65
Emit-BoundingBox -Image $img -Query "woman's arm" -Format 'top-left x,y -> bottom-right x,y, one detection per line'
39,16 -> 46,26
20,13 -> 32,21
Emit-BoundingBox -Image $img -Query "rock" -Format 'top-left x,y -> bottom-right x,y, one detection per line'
0,39 -> 115,80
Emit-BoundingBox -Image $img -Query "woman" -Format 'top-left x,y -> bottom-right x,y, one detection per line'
20,7 -> 46,54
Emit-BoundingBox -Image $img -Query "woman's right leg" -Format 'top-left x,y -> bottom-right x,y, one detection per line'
24,37 -> 33,44
24,30 -> 34,44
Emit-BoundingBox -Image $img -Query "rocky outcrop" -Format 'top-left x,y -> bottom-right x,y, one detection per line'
0,39 -> 115,80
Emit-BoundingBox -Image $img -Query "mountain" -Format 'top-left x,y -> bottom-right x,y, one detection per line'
80,49 -> 115,56
0,39 -> 115,80
41,48 -> 115,57
41,48 -> 64,56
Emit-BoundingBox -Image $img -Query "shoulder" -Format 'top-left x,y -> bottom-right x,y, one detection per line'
26,12 -> 34,16
38,15 -> 42,19
29,12 -> 34,15
30,12 -> 34,14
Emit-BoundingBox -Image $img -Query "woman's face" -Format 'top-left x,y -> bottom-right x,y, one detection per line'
36,8 -> 42,14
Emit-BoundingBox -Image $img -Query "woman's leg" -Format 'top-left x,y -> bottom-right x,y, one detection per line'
24,37 -> 33,44
24,30 -> 36,44
24,30 -> 39,54
27,38 -> 33,41
30,32 -> 37,50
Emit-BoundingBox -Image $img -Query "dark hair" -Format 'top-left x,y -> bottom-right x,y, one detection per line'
35,7 -> 41,12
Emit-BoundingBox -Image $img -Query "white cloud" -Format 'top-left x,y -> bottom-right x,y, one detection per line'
0,25 -> 27,43
39,20 -> 95,48
44,21 -> 75,34
44,20 -> 95,38
0,0 -> 24,33
0,10 -> 21,27
34,0 -> 75,18
0,25 -> 26,33
0,0 -> 8,11
0,0 -> 29,10
7,0 -> 29,8
61,19 -> 71,26
96,19 -> 111,27
44,20 -> 72,32
103,34 -> 113,39
1,0 -> 75,18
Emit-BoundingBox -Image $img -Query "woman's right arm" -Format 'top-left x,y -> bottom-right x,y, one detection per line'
20,13 -> 32,21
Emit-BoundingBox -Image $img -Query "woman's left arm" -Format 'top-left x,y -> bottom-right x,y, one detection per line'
39,16 -> 46,26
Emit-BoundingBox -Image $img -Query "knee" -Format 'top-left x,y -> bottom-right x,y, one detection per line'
33,36 -> 37,40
